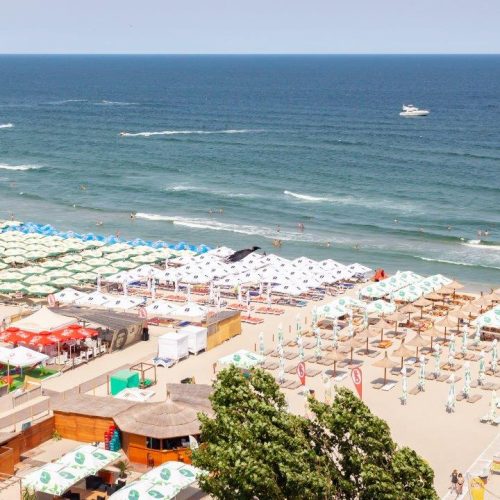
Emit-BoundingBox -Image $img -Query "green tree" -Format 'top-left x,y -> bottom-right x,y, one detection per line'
309,386 -> 437,500
192,365 -> 335,499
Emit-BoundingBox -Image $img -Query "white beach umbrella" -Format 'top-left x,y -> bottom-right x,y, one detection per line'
258,332 -> 265,357
72,272 -> 97,282
277,323 -> 284,346
93,265 -> 119,276
461,324 -> 469,355
3,255 -> 27,264
446,374 -> 456,412
81,249 -> 103,258
0,282 -> 27,293
26,284 -> 57,297
23,275 -> 52,285
463,362 -> 471,399
473,323 -> 481,345
478,350 -> 486,385
449,334 -> 456,359
46,269 -> 74,279
491,339 -> 498,373
18,265 -> 49,275
278,356 -> 285,384
418,356 -> 426,391
59,254 -> 83,263
401,365 -> 408,405
66,262 -> 95,273
39,260 -> 66,269
85,257 -> 111,267
0,271 -> 25,282
489,391 -> 497,422
433,344 -> 441,378
51,277 -> 79,288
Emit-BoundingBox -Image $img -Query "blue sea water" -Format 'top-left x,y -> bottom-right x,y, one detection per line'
0,55 -> 498,287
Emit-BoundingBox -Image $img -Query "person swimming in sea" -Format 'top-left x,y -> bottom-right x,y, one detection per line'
130,212 -> 136,220
96,220 -> 103,226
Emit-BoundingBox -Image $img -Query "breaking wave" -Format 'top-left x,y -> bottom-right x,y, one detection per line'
0,163 -> 43,171
0,123 -> 14,129
165,185 -> 258,199
415,256 -> 500,270
96,100 -> 137,106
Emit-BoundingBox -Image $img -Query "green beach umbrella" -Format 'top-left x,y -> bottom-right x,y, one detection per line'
113,260 -> 138,270
449,333 -> 456,359
278,356 -> 285,384
59,254 -> 83,263
258,332 -> 265,357
478,350 -> 486,385
56,445 -> 121,474
23,275 -> 52,285
39,260 -> 66,269
84,257 -> 111,267
51,277 -> 79,288
26,284 -> 57,297
21,463 -> 90,496
491,339 -> 498,373
106,480 -> 180,499
25,250 -> 50,260
489,391 -> 497,422
18,265 -> 49,275
92,265 -> 119,276
0,271 -> 26,282
277,323 -> 284,346
81,249 -> 103,258
66,262 -> 93,273
3,255 -> 27,264
72,272 -> 97,282
218,349 -> 264,370
0,282 -> 27,293
461,324 -> 469,355
131,254 -> 160,264
141,462 -> 201,489
46,269 -> 74,279
473,324 -> 481,345
3,247 -> 24,256
315,334 -> 322,358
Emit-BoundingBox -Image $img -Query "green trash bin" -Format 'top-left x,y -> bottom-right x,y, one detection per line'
110,369 -> 140,396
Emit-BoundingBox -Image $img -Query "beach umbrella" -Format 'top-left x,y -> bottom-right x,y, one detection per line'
85,257 -> 111,267
3,255 -> 27,265
332,321 -> 339,349
474,293 -> 493,309
375,318 -> 393,341
277,323 -> 284,346
26,284 -> 57,297
17,265 -> 47,275
0,282 -> 27,293
39,260 -> 66,269
433,344 -> 441,378
0,271 -> 25,282
446,374 -> 456,412
295,314 -> 302,343
23,275 -> 51,285
258,332 -> 265,357
46,269 -> 74,279
392,340 -> 414,368
373,352 -> 398,385
315,334 -> 322,359
461,324 -> 469,355
328,348 -> 345,377
489,391 -> 497,422
436,314 -> 458,341
323,370 -> 333,404
449,333 -> 456,359
72,272 -> 97,282
298,338 -> 305,361
473,323 -> 481,346
463,362 -> 471,399
66,262 -> 93,273
406,332 -> 428,359
401,365 -> 408,405
278,356 -> 285,384
418,356 -> 426,391
59,254 -> 83,263
491,339 -> 498,373
478,350 -> 486,385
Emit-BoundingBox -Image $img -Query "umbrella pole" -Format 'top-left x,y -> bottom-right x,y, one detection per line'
384,368 -> 387,385
7,361 -> 9,393
416,346 -> 419,359
365,338 -> 369,355
333,361 -> 337,377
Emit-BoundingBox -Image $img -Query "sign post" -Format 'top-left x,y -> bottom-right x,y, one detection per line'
351,367 -> 363,399
297,361 -> 306,386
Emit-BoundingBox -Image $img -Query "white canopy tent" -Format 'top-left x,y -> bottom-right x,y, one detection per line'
0,345 -> 49,367
11,307 -> 76,333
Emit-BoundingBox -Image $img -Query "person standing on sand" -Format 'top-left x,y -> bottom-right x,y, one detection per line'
450,469 -> 458,492
456,473 -> 464,496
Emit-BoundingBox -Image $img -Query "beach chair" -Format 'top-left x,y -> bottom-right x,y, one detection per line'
261,360 -> 278,370
409,386 -> 421,396
333,373 -> 348,382
372,383 -> 384,390
467,394 -> 482,403
382,382 -> 397,391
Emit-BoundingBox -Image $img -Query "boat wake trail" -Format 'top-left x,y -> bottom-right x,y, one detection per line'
120,129 -> 263,137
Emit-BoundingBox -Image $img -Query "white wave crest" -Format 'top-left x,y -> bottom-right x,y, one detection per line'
0,123 -> 14,129
165,185 -> 257,199
284,190 -> 332,202
97,100 -> 137,106
120,129 -> 262,137
0,163 -> 42,171
416,256 -> 500,270
48,99 -> 87,105
461,241 -> 500,250
135,213 -> 320,243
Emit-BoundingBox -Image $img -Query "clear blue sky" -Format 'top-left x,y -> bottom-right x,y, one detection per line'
1,0 -> 499,54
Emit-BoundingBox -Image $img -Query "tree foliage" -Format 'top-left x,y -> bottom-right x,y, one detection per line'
193,367 -> 437,500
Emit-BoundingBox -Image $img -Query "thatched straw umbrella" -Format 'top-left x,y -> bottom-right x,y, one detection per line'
407,332 -> 429,359
426,292 -> 443,302
373,352 -> 398,385
460,301 -> 481,317
114,399 -> 208,440
328,348 -> 346,376
473,293 -> 493,310
392,339 -> 414,368
413,297 -> 432,318
341,336 -> 360,364
422,325 -> 441,351
399,303 -> 419,323
375,318 -> 394,341
437,314 -> 459,341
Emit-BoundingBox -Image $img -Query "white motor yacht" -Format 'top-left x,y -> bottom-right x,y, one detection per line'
399,104 -> 430,117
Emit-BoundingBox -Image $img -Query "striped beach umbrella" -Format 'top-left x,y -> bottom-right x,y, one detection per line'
463,362 -> 471,399
418,356 -> 426,391
433,344 -> 441,378
478,350 -> 486,385
446,374 -> 456,412
401,365 -> 408,405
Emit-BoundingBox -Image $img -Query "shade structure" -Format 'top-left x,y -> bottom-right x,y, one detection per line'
146,300 -> 178,318
399,303 -> 419,315
66,262 -> 94,273
218,349 -> 264,370
51,277 -> 79,288
413,297 -> 433,308
23,275 -> 52,286
21,462 -> 91,496
75,291 -> 110,307
26,285 -> 58,297
447,280 -> 464,290
39,260 -> 66,269
436,314 -> 459,329
0,345 -> 49,367
141,462 -> 201,489
406,333 -> 429,358
18,266 -> 47,275
0,282 -> 27,293
12,307 -> 75,332
0,327 -> 32,344
476,306 -> 500,329
366,300 -> 396,316
474,294 -> 494,308
392,340 -> 414,367
0,271 -> 26,282
170,302 -> 207,320
56,445 -> 120,475
54,288 -> 87,305
425,292 -> 443,301
373,352 -> 398,384
460,301 -> 481,315
72,272 -> 97,282
108,480 -> 180,500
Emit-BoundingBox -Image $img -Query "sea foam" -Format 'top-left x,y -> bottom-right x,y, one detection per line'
0,123 -> 14,129
120,129 -> 262,137
0,163 -> 42,171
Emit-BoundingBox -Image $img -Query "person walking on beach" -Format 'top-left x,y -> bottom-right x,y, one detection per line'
456,473 -> 464,496
450,469 -> 458,492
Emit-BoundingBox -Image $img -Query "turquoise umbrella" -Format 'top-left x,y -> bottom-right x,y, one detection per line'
478,350 -> 486,385
461,324 -> 469,355
491,339 -> 498,373
463,362 -> 471,399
